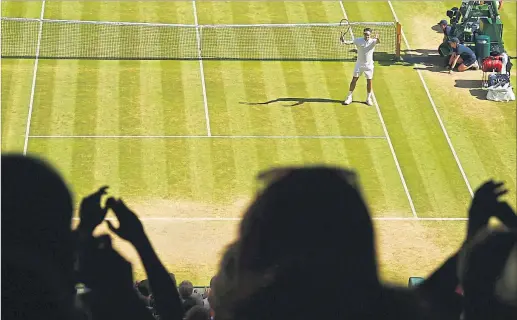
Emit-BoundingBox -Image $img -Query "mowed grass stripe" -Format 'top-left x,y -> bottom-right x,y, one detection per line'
468,120 -> 516,184
392,1 -> 516,209
139,61 -> 168,198
249,2 -> 296,135
196,1 -> 292,25
27,137 -> 415,217
73,1 -> 101,135
29,59 -> 53,136
160,62 -> 190,135
30,3 -> 89,138
1,1 -> 42,18
45,0 -> 83,20
54,60 -> 80,136
94,61 -> 122,196
339,1 -> 394,22
30,0 -> 83,136
62,3 -> 102,199
118,61 -> 141,135
203,6 -> 252,135
179,61 -> 211,135
241,62 -> 270,135
45,1 -> 194,24
116,4 -> 144,198
347,140 -> 412,217
1,60 -> 34,152
1,63 -> 15,126
280,62 -> 320,135
500,2 -> 516,57
376,66 -> 470,217
281,1 -> 331,136
139,62 -> 165,135
165,140 -> 193,200
391,1 -> 455,53
92,0 -> 122,196
260,62 -> 301,136
222,62 -> 254,134
299,63 -> 343,136
413,75 -> 516,208
306,1 -> 409,216
345,2 -> 471,217
303,1 -> 341,23
318,62 -> 384,136
186,139 -> 216,204
202,61 -> 229,134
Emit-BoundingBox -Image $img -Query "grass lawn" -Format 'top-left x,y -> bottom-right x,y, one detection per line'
2,1 -> 515,285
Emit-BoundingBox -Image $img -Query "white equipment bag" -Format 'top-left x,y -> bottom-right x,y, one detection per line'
486,84 -> 516,102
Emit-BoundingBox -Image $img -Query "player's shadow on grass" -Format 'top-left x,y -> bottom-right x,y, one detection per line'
455,79 -> 487,100
240,97 -> 347,107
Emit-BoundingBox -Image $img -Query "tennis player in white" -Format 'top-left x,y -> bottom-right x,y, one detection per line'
341,28 -> 380,106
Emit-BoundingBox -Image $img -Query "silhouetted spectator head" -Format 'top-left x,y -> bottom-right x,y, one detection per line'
210,242 -> 241,320
2,154 -> 75,286
2,154 -> 78,320
214,167 -> 381,320
185,305 -> 210,320
239,166 -> 377,277
179,280 -> 194,299
458,227 -> 517,320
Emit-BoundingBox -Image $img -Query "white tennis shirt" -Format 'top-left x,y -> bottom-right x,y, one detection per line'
353,37 -> 378,66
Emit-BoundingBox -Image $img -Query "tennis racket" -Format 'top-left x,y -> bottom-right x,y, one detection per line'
339,18 -> 351,44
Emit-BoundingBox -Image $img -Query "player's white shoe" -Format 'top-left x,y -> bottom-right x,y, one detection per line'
366,97 -> 373,106
343,95 -> 353,105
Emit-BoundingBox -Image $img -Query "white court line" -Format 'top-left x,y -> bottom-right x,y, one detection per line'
23,0 -> 46,155
371,94 -> 417,217
28,134 -> 386,139
71,217 -> 467,222
388,1 -> 474,197
339,2 -> 418,218
192,0 -> 212,136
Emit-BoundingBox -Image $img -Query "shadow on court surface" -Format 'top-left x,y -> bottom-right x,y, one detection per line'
378,48 -> 448,73
240,98 -> 372,107
455,79 -> 488,100
240,98 -> 344,107
431,25 -> 443,33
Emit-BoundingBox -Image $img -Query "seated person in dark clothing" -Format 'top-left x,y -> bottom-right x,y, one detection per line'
438,19 -> 452,41
447,38 -> 479,72
179,281 -> 203,313
185,306 -> 210,320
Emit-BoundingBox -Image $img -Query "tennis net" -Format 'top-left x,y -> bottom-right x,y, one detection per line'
1,17 -> 401,61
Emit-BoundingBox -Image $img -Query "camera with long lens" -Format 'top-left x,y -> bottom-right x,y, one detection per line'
446,7 -> 461,25
462,21 -> 480,42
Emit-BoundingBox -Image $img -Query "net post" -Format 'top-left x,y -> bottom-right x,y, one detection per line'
396,22 -> 403,61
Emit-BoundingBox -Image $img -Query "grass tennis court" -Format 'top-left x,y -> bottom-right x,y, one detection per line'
2,1 -> 516,285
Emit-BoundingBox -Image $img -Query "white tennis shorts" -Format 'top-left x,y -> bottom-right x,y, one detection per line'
353,63 -> 374,80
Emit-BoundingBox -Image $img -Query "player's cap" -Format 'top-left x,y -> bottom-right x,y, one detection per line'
448,37 -> 460,44
438,19 -> 448,26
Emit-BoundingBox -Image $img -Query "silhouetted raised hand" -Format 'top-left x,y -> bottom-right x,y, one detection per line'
105,198 -> 146,243
496,202 -> 517,229
106,198 -> 184,320
468,180 -> 509,239
79,234 -> 155,320
78,186 -> 110,234
81,234 -> 133,292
